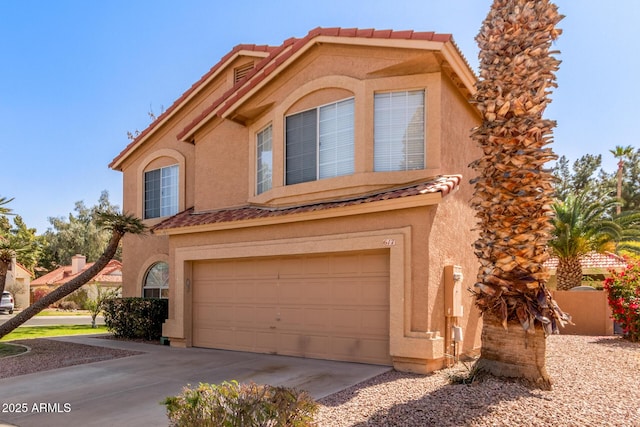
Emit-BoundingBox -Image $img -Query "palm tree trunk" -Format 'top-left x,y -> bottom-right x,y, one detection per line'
476,313 -> 552,390
616,160 -> 623,215
556,256 -> 583,290
0,232 -> 123,338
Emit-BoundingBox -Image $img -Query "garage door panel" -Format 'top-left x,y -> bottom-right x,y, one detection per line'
278,333 -> 332,358
193,303 -> 218,326
330,280 -> 364,305
278,280 -> 331,304
192,250 -> 391,365
303,308 -> 331,330
331,336 -> 389,364
361,278 -> 390,304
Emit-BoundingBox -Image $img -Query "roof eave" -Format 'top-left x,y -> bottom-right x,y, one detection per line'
108,49 -> 271,171
154,191 -> 444,236
178,36 -> 476,143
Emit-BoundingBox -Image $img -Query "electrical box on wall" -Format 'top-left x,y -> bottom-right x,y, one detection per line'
444,265 -> 464,317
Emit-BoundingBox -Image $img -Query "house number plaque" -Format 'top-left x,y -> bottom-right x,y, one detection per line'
383,239 -> 396,246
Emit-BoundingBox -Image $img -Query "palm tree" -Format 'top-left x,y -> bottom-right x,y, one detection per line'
469,0 -> 566,389
0,212 -> 145,339
616,209 -> 640,254
610,145 -> 634,215
548,193 -> 621,290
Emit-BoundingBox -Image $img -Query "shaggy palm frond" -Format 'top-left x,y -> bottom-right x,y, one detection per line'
94,211 -> 147,236
548,193 -> 621,259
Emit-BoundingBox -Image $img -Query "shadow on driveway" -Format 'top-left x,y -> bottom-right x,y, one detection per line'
0,334 -> 390,427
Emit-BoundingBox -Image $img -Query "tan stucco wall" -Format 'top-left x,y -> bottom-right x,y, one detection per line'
116,40 -> 481,371
551,290 -> 614,336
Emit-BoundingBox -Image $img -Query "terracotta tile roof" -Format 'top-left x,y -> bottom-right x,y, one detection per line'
110,27 -> 465,169
153,175 -> 461,233
544,252 -> 628,271
177,27 -> 456,141
109,43 -> 276,169
32,260 -> 123,287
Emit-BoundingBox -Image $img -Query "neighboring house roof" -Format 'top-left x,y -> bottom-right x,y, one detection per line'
110,26 -> 475,170
31,260 -> 123,287
153,175 -> 461,234
544,252 -> 628,272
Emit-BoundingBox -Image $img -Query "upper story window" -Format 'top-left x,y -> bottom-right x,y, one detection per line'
374,90 -> 425,172
144,164 -> 179,219
256,125 -> 273,195
285,98 -> 354,185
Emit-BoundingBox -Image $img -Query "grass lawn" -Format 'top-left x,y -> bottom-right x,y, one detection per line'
35,309 -> 93,316
0,342 -> 27,357
0,325 -> 108,342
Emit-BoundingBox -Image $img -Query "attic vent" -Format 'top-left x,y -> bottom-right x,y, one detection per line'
234,62 -> 254,83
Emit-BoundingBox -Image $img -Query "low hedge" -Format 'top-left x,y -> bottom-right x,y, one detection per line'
103,297 -> 168,340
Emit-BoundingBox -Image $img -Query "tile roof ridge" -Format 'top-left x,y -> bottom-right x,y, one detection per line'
114,26 -> 467,167
109,42 -> 279,169
178,26 -> 460,141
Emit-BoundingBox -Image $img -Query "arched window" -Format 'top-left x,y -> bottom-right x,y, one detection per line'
143,262 -> 169,299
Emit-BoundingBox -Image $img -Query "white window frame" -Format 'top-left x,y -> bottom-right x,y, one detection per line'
144,164 -> 179,219
142,262 -> 169,299
374,89 -> 426,172
285,97 -> 355,185
256,124 -> 273,195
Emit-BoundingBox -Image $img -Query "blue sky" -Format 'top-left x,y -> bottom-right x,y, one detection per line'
1,0 -> 638,233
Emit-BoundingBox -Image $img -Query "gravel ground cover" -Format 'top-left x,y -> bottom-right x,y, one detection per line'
316,335 -> 640,427
1,335 -> 638,426
0,338 -> 142,379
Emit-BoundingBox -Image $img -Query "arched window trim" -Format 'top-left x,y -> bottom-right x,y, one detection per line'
143,261 -> 169,299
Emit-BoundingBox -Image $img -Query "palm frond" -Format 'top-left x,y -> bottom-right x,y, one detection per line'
94,211 -> 147,236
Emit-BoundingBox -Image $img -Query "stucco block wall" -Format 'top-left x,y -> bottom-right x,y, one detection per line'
113,29 -> 482,371
551,290 -> 614,336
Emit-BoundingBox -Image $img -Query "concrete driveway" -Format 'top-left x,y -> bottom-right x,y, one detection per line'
0,313 -> 105,327
0,335 -> 390,427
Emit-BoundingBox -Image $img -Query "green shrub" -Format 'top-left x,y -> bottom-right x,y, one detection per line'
58,300 -> 79,311
64,288 -> 89,310
163,381 -> 318,427
102,297 -> 168,340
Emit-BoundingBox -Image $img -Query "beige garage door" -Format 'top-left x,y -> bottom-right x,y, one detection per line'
192,250 -> 391,365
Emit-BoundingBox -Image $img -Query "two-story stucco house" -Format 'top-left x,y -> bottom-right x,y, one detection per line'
110,27 -> 482,373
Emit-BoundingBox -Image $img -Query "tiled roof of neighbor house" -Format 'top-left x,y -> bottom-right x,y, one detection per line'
544,252 -> 628,271
153,175 -> 461,232
31,260 -> 123,286
110,27 -> 470,169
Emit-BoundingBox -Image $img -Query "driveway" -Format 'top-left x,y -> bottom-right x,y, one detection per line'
0,335 -> 390,427
0,313 -> 105,327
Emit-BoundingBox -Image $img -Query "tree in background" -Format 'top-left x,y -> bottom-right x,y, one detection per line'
0,196 -> 15,296
553,149 -> 640,214
0,211 -> 145,339
552,154 -> 610,203
0,215 -> 44,272
40,190 -> 121,270
548,193 -> 621,290
610,145 -> 635,215
470,0 -> 567,389
618,149 -> 640,212
86,285 -> 121,328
